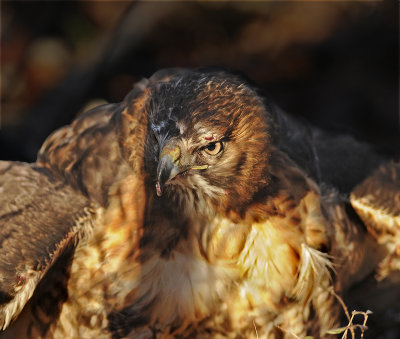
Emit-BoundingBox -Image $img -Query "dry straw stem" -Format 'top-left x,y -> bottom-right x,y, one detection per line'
326,288 -> 372,339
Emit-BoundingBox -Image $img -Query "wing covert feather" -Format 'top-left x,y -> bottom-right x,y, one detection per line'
0,161 -> 92,330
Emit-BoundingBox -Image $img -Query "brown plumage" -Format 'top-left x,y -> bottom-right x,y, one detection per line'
0,68 -> 398,338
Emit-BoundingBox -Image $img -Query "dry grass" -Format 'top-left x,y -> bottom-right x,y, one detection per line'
274,288 -> 372,339
326,289 -> 372,339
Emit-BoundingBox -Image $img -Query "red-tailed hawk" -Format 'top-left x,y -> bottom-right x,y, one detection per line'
1,68 -> 399,338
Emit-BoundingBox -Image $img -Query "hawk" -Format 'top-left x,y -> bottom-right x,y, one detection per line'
0,68 -> 399,338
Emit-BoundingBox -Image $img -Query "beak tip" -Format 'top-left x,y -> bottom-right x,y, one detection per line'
156,181 -> 162,197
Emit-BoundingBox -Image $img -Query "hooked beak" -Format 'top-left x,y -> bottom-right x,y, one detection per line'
156,144 -> 181,197
155,144 -> 208,196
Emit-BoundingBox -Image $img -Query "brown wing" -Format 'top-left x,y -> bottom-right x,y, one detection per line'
36,102 -> 129,207
350,161 -> 400,277
0,161 -> 91,330
348,161 -> 400,338
350,161 -> 400,236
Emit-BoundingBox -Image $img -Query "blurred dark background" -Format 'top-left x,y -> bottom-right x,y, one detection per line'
1,1 -> 398,162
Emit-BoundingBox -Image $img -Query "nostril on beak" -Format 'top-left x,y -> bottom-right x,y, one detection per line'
160,145 -> 181,164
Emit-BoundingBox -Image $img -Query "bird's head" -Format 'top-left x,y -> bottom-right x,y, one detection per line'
144,70 -> 273,216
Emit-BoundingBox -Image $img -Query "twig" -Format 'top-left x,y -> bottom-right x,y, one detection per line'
330,288 -> 355,338
326,289 -> 371,339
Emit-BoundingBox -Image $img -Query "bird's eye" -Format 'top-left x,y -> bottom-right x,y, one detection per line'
202,142 -> 223,155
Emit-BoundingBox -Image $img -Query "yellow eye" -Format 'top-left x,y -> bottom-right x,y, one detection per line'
202,141 -> 223,155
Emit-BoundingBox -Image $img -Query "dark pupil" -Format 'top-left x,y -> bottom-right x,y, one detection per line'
207,143 -> 216,151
